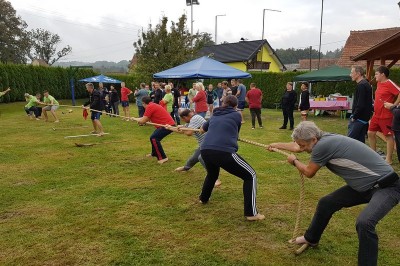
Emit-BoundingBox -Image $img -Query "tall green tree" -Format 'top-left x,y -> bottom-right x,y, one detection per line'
26,28 -> 72,66
0,0 -> 30,64
132,14 -> 213,81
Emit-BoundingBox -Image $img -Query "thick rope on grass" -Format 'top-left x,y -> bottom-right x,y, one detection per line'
238,138 -> 309,255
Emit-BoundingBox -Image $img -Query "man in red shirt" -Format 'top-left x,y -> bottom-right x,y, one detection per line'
120,82 -> 133,121
368,66 -> 400,164
245,83 -> 263,129
137,96 -> 175,164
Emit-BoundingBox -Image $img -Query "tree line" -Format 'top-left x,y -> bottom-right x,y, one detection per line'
275,47 -> 343,64
0,0 -> 72,65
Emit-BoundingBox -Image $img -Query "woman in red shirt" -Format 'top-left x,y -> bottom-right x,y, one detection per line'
191,82 -> 208,118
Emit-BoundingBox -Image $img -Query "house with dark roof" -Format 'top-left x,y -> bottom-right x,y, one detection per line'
337,27 -> 400,68
198,40 -> 286,73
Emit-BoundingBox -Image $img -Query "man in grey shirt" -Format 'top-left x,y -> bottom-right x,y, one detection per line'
269,121 -> 400,266
166,109 -> 221,186
134,83 -> 149,117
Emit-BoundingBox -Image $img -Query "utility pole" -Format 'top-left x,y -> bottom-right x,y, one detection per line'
215,14 -> 226,44
309,46 -> 312,71
186,0 -> 200,47
318,0 -> 324,70
261,8 -> 281,72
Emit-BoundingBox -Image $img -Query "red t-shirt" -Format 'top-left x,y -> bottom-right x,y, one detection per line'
374,79 -> 400,119
143,102 -> 175,128
192,90 -> 208,113
246,88 -> 263,109
121,87 -> 132,101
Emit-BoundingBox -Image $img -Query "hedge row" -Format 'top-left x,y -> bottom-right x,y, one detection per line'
1,63 -> 400,108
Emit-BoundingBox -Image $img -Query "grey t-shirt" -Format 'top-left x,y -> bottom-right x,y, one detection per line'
311,133 -> 393,192
187,114 -> 206,145
135,89 -> 149,107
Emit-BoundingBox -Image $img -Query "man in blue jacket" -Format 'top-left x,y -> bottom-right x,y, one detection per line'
199,95 -> 264,221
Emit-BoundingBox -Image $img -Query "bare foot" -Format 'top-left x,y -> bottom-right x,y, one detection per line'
214,179 -> 222,187
245,213 -> 265,221
145,154 -> 153,158
289,236 -> 317,247
158,158 -> 168,164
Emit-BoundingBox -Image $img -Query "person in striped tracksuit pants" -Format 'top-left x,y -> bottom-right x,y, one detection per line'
199,95 -> 265,221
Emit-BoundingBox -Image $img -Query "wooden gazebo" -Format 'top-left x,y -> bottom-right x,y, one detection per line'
352,31 -> 400,81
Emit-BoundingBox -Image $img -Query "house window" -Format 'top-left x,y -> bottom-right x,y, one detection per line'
247,61 -> 270,70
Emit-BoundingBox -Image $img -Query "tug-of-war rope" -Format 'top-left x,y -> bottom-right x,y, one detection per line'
238,138 -> 309,255
50,104 -> 309,254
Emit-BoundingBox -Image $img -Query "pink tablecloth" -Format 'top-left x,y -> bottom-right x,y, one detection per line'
309,101 -> 350,110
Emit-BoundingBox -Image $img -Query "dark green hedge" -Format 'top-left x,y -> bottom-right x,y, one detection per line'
0,64 -> 143,103
1,63 -> 400,108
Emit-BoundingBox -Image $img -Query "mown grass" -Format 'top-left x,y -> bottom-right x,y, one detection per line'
0,101 -> 399,266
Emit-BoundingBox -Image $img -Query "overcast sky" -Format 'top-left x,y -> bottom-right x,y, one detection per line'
8,0 -> 400,63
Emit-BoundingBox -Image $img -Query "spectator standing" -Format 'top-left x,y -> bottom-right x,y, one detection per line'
348,66 -> 373,143
191,82 -> 208,118
298,82 -> 310,121
220,80 -> 232,103
169,81 -> 181,125
206,84 -> 218,116
134,83 -> 149,118
188,83 -> 197,109
246,83 -> 263,129
109,85 -> 120,116
215,82 -> 223,107
280,82 -> 297,130
120,82 -> 133,121
368,66 -> 400,165
230,79 -> 238,96
236,79 -> 247,123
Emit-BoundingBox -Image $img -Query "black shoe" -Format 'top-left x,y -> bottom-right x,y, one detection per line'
279,126 -> 287,129
289,127 -> 294,130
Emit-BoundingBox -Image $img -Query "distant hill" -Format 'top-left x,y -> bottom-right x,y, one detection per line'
53,60 -> 130,73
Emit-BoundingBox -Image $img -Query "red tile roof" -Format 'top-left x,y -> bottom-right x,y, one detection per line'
337,27 -> 400,68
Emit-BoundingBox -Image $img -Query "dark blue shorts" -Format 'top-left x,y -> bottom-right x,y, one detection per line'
237,101 -> 245,110
91,111 -> 102,120
121,101 -> 129,107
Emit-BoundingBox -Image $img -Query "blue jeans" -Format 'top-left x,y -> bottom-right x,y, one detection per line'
348,119 -> 368,143
171,107 -> 181,125
304,181 -> 400,266
138,106 -> 145,118
197,111 -> 206,118
150,127 -> 173,160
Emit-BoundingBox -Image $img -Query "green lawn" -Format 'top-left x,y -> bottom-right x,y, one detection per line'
0,101 -> 399,265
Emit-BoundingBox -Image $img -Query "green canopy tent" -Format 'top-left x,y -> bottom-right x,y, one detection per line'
293,65 -> 352,82
292,65 -> 352,95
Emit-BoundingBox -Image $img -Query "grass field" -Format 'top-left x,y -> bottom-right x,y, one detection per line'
0,101 -> 399,266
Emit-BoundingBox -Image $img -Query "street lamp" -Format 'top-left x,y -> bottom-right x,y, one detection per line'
215,14 -> 226,44
262,8 -> 281,40
318,0 -> 324,70
186,0 -> 200,47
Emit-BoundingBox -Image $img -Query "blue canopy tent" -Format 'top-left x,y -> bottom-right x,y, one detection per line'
153,56 -> 252,79
79,74 -> 122,83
